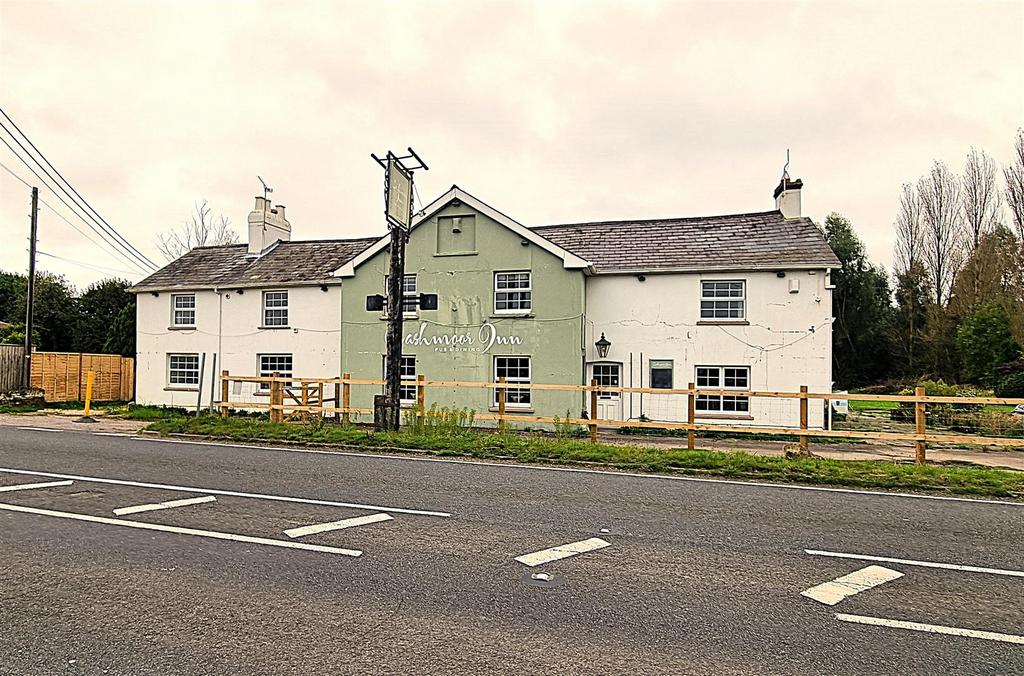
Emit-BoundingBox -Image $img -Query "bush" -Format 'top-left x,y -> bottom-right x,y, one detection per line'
996,372 -> 1024,398
402,403 -> 475,437
891,379 -> 984,423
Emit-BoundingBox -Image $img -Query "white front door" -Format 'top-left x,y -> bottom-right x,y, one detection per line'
591,363 -> 623,422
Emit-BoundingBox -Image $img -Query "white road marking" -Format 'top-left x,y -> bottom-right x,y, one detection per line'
836,613 -> 1024,645
113,495 -> 217,516
514,537 -> 611,567
801,565 -> 903,605
116,434 -> 1024,508
0,501 -> 362,557
0,467 -> 450,518
0,480 -> 74,493
16,427 -> 61,433
93,432 -> 129,437
806,549 -> 1024,578
284,512 -> 393,539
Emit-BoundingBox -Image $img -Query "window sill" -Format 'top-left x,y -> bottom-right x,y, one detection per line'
695,413 -> 754,420
167,325 -> 196,331
488,407 -> 535,414
164,387 -> 199,392
379,315 -> 419,321
434,251 -> 478,257
258,325 -> 292,330
696,320 -> 750,326
490,313 -> 534,319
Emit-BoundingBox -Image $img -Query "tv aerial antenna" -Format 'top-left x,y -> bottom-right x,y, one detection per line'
258,176 -> 273,200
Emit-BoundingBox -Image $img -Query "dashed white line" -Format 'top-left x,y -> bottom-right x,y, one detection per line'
0,501 -> 362,557
0,480 -> 74,493
113,495 -> 216,516
801,565 -> 903,606
514,537 -> 611,567
805,549 -> 1024,578
0,466 -> 450,518
284,512 -> 393,539
836,613 -> 1024,645
16,427 -> 61,433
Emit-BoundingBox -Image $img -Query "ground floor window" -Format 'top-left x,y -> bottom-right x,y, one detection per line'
494,355 -> 531,407
167,353 -> 199,387
399,355 -> 416,404
258,353 -> 293,391
695,366 -> 750,413
649,359 -> 673,389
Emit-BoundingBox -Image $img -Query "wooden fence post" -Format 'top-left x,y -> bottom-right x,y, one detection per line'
497,376 -> 506,433
799,385 -> 809,454
589,378 -> 598,444
301,382 -> 309,420
342,372 -> 351,426
915,386 -> 927,465
416,374 -> 426,425
317,382 -> 324,418
220,370 -> 229,417
270,372 -> 283,423
687,381 -> 696,451
334,379 -> 342,423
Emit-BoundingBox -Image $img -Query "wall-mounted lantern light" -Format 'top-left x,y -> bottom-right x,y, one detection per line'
595,332 -> 611,359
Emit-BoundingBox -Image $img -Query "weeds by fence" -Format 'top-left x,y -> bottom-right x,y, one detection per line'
215,371 -> 1024,465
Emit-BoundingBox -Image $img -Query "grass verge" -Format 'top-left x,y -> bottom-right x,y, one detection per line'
145,415 -> 1024,499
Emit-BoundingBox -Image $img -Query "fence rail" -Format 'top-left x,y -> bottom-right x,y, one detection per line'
215,372 -> 1024,464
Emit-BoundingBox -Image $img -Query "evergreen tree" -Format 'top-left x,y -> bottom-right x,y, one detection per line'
891,260 -> 931,376
956,303 -> 1021,384
102,303 -> 136,357
824,213 -> 894,387
76,279 -> 133,353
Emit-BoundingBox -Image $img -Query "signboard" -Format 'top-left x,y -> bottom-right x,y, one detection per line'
830,391 -> 849,415
386,157 -> 413,231
404,322 -> 523,353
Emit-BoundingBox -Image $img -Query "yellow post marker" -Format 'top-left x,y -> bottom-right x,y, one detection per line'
75,370 -> 97,423
84,370 -> 95,416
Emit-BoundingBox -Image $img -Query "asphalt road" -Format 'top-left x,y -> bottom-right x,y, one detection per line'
0,425 -> 1021,675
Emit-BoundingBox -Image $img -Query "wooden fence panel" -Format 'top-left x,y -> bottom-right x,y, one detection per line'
0,344 -> 26,392
29,351 -> 134,402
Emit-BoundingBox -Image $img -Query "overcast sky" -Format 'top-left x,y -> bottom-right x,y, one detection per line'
1,0 -> 1021,289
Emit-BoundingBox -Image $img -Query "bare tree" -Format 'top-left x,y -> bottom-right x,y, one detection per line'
961,147 -> 1001,250
156,200 -> 239,261
918,162 -> 963,306
893,183 -> 924,275
1004,128 -> 1024,242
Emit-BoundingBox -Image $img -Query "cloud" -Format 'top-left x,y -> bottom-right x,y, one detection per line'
1,0 -> 1021,288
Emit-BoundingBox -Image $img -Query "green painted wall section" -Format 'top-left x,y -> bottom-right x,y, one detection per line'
340,202 -> 585,421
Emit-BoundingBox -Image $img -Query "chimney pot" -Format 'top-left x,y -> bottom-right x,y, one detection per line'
774,177 -> 803,219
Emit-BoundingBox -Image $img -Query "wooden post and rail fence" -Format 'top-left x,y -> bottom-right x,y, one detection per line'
214,371 -> 1024,465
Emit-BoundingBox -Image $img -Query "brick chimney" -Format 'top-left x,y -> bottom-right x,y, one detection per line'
773,177 -> 803,219
247,196 -> 291,255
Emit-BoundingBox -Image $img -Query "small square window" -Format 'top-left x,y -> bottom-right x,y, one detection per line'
494,356 -> 531,406
494,272 -> 532,313
168,353 -> 199,386
695,366 -> 750,414
650,360 -> 674,389
258,353 -> 293,391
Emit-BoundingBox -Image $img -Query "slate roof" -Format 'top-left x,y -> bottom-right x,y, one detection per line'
132,208 -> 839,291
130,238 -> 378,292
533,210 -> 840,273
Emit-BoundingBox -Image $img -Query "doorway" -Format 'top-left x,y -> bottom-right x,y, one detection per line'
590,362 -> 623,421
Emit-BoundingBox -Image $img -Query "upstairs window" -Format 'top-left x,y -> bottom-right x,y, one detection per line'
262,290 -> 289,327
700,280 -> 745,319
171,294 -> 195,327
695,366 -> 750,413
494,271 -> 532,313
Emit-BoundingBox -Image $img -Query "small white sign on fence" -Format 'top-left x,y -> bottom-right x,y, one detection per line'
831,392 -> 849,415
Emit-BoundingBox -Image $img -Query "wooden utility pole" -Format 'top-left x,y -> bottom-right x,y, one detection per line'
383,225 -> 407,425
23,187 -> 38,388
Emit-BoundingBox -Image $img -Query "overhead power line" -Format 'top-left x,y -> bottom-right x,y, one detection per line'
0,131 -> 156,273
0,158 -> 146,273
36,249 -> 143,278
0,106 -> 158,271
